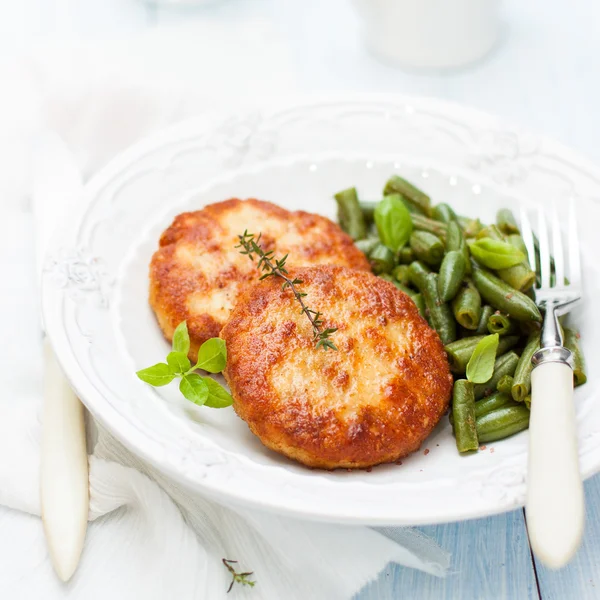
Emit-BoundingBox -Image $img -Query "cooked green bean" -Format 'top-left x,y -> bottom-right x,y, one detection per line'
369,243 -> 395,274
476,226 -> 535,292
563,327 -> 587,386
452,281 -> 482,330
407,261 -> 431,290
411,213 -> 448,239
359,200 -> 377,223
476,405 -> 530,443
487,312 -> 518,336
432,203 -> 457,223
498,235 -> 536,292
471,267 -> 542,322
397,246 -> 415,264
383,175 -> 432,216
458,216 -> 484,238
475,305 -> 494,335
412,293 -> 427,320
334,187 -> 367,240
422,273 -> 457,344
496,209 -> 520,235
496,374 -> 514,395
447,220 -> 471,275
410,231 -> 445,267
511,333 -> 540,402
474,350 -> 519,399
355,238 -> 379,256
475,392 -> 517,419
445,335 -> 518,375
453,380 -> 478,453
438,251 -> 467,302
524,396 -> 531,410
393,264 -> 411,286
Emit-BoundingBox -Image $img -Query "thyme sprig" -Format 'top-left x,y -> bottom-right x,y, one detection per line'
236,230 -> 338,351
222,559 -> 256,593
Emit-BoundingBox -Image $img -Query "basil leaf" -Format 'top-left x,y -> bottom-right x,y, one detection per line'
194,338 -> 227,373
202,377 -> 233,408
466,334 -> 500,384
179,374 -> 209,406
468,238 -> 525,269
137,363 -> 175,387
172,321 -> 190,354
374,194 -> 413,253
167,351 -> 191,374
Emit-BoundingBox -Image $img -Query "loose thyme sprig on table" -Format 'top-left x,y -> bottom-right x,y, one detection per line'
222,559 -> 256,593
236,230 -> 338,351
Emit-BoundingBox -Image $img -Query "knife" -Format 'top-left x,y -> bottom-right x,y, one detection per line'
33,133 -> 89,582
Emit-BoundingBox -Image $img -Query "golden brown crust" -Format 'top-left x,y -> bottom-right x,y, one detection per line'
149,199 -> 370,361
221,265 -> 453,469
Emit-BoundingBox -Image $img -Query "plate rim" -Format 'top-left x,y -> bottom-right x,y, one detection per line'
41,93 -> 600,525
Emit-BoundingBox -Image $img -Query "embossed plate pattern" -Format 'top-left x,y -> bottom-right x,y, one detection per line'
41,96 -> 600,525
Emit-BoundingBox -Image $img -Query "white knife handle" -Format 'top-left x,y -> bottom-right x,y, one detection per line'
41,338 -> 89,581
526,360 -> 584,568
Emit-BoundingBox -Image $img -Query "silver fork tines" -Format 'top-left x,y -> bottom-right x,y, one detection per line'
520,204 -> 582,350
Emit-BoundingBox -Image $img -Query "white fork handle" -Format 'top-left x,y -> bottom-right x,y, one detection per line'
41,339 -> 89,581
526,361 -> 584,568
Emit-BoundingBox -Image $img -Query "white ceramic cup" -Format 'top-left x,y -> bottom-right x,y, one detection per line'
352,0 -> 501,69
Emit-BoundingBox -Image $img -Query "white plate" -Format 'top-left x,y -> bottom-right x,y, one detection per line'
42,95 -> 600,525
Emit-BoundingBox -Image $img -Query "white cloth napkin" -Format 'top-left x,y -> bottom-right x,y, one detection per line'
0,22 -> 449,600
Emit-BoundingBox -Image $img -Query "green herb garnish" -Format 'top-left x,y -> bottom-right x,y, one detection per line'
236,230 -> 338,351
466,333 -> 499,384
137,321 -> 232,407
222,559 -> 256,593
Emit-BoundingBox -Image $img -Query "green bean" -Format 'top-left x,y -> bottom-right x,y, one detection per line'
458,216 -> 484,238
383,176 -> 432,216
446,220 -> 471,274
496,209 -> 520,235
393,264 -> 411,285
474,350 -> 520,399
438,251 -> 467,302
475,392 -> 517,419
471,267 -> 542,322
397,246 -> 415,264
334,187 -> 367,240
511,333 -> 540,402
487,312 -> 518,336
498,235 -> 536,292
476,405 -> 530,443
410,231 -> 445,267
496,374 -> 514,395
359,200 -> 377,223
444,335 -> 518,375
420,273 -> 456,344
432,203 -> 457,223
411,214 -> 448,239
453,380 -> 478,453
407,261 -> 431,290
476,305 -> 494,335
563,327 -> 587,387
412,293 -> 427,320
369,243 -> 395,274
524,396 -> 531,410
476,227 -> 535,292
354,238 -> 379,256
452,281 -> 482,330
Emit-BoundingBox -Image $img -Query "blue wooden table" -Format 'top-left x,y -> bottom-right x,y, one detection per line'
356,475 -> 600,599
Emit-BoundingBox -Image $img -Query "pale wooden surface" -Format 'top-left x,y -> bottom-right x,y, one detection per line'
5,1 -> 600,598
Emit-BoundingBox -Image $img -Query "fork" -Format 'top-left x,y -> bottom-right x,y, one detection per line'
520,203 -> 584,568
